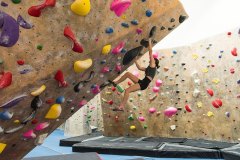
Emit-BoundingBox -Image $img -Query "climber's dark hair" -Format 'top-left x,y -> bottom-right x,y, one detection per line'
154,58 -> 160,68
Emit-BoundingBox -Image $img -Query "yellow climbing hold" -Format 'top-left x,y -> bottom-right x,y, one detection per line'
106,92 -> 112,95
102,45 -> 111,55
202,68 -> 208,73
14,120 -> 20,123
207,111 -> 214,117
74,59 -> 92,73
45,104 -> 62,119
212,78 -> 220,84
192,54 -> 198,60
207,60 -> 211,63
71,0 -> 91,16
197,102 -> 202,108
121,14 -> 127,20
0,143 -> 6,154
31,85 -> 46,96
130,125 -> 136,130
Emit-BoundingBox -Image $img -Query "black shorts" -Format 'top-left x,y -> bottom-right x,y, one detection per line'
138,77 -> 151,90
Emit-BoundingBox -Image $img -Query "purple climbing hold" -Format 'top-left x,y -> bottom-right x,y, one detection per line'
0,11 -> 19,47
17,15 -> 33,29
1,2 -> 8,7
0,94 -> 27,109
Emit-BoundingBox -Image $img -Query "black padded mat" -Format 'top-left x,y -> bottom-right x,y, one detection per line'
143,137 -> 187,143
23,153 -> 101,160
73,141 -> 160,157
60,131 -> 102,146
181,139 -> 238,149
221,147 -> 240,160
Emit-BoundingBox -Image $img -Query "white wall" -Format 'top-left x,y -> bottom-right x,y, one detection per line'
155,0 -> 240,49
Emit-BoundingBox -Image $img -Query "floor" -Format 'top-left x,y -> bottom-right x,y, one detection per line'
24,129 -> 223,160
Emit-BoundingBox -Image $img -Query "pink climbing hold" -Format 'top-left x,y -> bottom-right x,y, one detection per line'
23,129 -> 36,139
148,107 -> 156,114
115,63 -> 122,72
28,0 -> 56,17
79,100 -> 87,108
35,122 -> 50,131
153,51 -> 159,59
64,26 -> 84,53
138,116 -> 145,121
0,72 -> 12,89
112,42 -> 125,54
185,104 -> 192,112
231,48 -> 238,56
101,66 -> 110,73
155,79 -> 162,87
152,86 -> 160,93
54,70 -> 68,87
132,70 -> 139,78
164,107 -> 177,117
207,89 -> 214,97
91,85 -> 100,94
212,99 -> 223,108
110,0 -> 132,17
136,28 -> 143,34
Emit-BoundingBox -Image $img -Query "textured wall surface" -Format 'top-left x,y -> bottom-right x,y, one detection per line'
0,0 -> 187,159
102,28 -> 240,142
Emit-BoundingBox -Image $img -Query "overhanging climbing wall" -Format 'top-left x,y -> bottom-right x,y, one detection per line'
0,0 -> 187,159
101,28 -> 240,142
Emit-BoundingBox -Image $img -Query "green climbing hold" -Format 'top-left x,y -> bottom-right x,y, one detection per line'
128,114 -> 134,121
12,0 -> 21,4
116,85 -> 124,93
37,44 -> 43,50
143,125 -> 148,129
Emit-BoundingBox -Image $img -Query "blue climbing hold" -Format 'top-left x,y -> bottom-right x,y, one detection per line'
237,79 -> 240,84
172,50 -> 177,54
56,96 -> 65,104
218,55 -> 222,59
142,0 -> 146,2
236,58 -> 240,63
146,10 -> 152,17
105,27 -> 114,34
100,60 -> 106,64
121,22 -> 129,28
131,19 -> 138,25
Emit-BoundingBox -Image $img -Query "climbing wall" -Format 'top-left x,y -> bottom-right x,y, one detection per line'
0,0 -> 187,159
64,94 -> 103,137
102,28 -> 240,142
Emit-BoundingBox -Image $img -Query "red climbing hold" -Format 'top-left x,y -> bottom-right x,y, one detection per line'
112,87 -> 116,92
207,89 -> 214,96
128,81 -> 132,86
212,99 -> 222,108
231,48 -> 238,56
54,70 -> 68,87
185,104 -> 192,112
227,32 -> 231,36
0,72 -> 12,89
108,100 -> 113,105
230,68 -> 235,74
64,26 -> 84,53
46,98 -> 54,104
17,60 -> 25,65
28,0 -> 56,17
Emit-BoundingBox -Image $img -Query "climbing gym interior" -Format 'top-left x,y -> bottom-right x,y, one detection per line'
0,0 -> 240,160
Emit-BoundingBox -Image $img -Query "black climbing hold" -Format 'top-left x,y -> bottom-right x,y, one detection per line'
176,90 -> 180,94
149,26 -> 157,38
160,26 -> 165,30
121,22 -> 129,28
181,63 -> 186,66
179,15 -> 187,23
31,96 -> 42,110
170,18 -> 175,22
74,81 -> 84,92
168,27 -> 173,31
122,46 -> 144,65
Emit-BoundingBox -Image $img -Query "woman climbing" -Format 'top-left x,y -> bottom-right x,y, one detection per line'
109,38 -> 160,111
